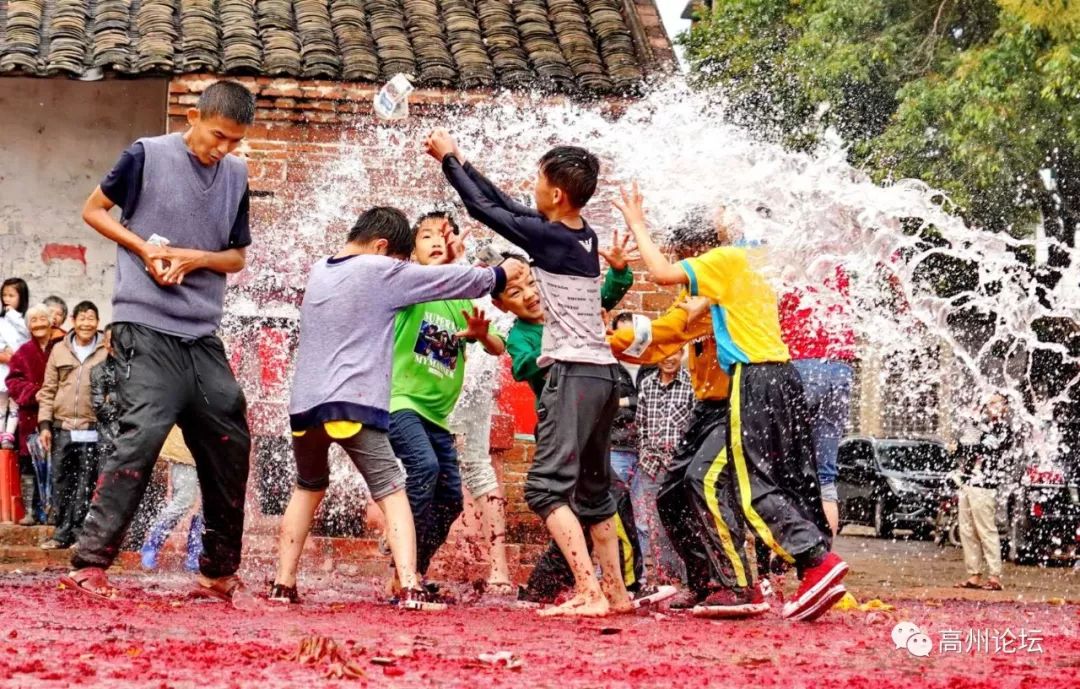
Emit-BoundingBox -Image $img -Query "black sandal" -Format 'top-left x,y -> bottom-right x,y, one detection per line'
268,583 -> 300,604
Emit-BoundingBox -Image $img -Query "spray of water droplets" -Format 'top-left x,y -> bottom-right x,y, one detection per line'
219,79 -> 1077,532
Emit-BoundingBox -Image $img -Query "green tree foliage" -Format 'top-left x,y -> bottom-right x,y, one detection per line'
681,0 -> 1080,239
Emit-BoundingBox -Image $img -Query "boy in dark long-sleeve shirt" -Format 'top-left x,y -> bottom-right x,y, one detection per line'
427,130 -> 631,616
494,251 -> 673,608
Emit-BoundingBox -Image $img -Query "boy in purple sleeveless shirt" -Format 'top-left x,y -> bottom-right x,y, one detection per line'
64,81 -> 256,604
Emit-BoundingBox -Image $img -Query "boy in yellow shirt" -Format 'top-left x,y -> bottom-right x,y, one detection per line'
614,186 -> 848,622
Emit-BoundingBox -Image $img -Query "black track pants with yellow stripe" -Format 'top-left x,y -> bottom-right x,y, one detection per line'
722,362 -> 830,568
522,479 -> 644,602
659,400 -> 752,592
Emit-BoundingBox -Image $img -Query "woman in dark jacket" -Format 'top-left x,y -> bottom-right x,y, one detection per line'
4,304 -> 61,525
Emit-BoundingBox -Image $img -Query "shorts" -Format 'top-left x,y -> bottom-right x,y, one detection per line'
449,390 -> 499,498
819,481 -> 838,503
292,424 -> 406,500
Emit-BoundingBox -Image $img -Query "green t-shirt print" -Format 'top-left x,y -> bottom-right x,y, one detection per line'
389,299 -> 472,429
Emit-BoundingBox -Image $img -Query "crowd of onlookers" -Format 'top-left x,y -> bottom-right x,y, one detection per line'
0,277 -> 201,566
1,278 -> 107,545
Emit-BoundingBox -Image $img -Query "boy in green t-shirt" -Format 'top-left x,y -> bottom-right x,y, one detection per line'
388,212 -> 504,595
500,241 -> 635,401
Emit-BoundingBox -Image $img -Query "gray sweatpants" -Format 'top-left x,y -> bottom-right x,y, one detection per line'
525,362 -> 620,521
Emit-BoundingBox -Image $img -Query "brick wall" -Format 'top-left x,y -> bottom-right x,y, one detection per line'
170,74 -> 681,547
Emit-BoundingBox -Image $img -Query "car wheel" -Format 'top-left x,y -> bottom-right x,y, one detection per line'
913,524 -> 934,541
947,521 -> 962,548
873,496 -> 894,539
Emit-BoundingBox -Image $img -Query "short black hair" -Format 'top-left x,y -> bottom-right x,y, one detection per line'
538,146 -> 600,209
103,323 -> 114,334
611,312 -> 634,329
413,210 -> 460,236
1,278 -> 29,316
43,295 -> 67,319
492,251 -> 531,297
198,81 -> 256,125
667,204 -> 715,258
347,207 -> 413,258
71,301 -> 99,320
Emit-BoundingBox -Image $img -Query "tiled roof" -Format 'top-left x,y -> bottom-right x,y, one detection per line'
0,0 -> 668,93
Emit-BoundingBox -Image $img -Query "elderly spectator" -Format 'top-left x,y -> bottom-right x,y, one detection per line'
44,295 -> 70,338
4,304 -> 59,525
955,393 -> 1014,591
37,301 -> 108,549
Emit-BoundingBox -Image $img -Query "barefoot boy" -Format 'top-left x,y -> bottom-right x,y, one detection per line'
272,207 -> 523,610
615,186 -> 848,621
427,131 -> 631,616
493,252 -> 677,609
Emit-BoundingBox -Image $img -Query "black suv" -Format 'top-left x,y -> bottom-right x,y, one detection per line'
837,437 -> 952,538
996,459 -> 1080,564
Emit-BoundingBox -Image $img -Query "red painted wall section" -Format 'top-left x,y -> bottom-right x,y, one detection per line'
40,243 -> 87,267
495,357 -> 537,443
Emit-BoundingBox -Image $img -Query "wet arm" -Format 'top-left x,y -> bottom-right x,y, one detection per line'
600,266 -> 634,311
506,328 -> 545,387
608,304 -> 707,365
36,352 -> 60,429
442,155 -> 547,252
387,261 -> 505,310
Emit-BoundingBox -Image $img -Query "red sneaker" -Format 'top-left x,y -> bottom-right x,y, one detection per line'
781,552 -> 849,621
691,583 -> 770,619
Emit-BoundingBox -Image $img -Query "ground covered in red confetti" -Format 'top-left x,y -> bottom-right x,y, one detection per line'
0,572 -> 1077,688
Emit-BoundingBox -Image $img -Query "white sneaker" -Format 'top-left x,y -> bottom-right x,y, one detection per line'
632,584 -> 678,608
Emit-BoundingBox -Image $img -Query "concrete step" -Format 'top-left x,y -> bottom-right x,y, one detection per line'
0,524 -> 55,547
1,523 -> 547,583
0,545 -> 73,569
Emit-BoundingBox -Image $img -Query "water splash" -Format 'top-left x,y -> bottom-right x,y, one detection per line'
223,78 -> 1078,532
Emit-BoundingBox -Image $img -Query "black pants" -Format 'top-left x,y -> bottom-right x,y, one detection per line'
657,400 -> 752,594
525,362 -> 620,521
72,323 -> 251,578
523,479 -> 643,602
50,430 -> 101,546
724,363 -> 829,569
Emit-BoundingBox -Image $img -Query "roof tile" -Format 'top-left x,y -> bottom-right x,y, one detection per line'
0,0 -> 662,93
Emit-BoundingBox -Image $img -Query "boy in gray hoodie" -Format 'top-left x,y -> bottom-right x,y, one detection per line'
270,207 -> 524,610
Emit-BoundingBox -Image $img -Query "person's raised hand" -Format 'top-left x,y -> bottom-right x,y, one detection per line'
499,257 -> 528,285
456,307 -> 491,341
599,229 -> 640,272
677,295 -> 712,324
612,181 -> 646,233
443,224 -> 470,264
424,128 -> 458,163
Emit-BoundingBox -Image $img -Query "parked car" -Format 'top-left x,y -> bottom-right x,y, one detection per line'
837,437 -> 952,538
996,459 -> 1080,564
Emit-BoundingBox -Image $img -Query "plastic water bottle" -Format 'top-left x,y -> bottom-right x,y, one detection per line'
374,74 -> 414,120
146,233 -> 170,275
